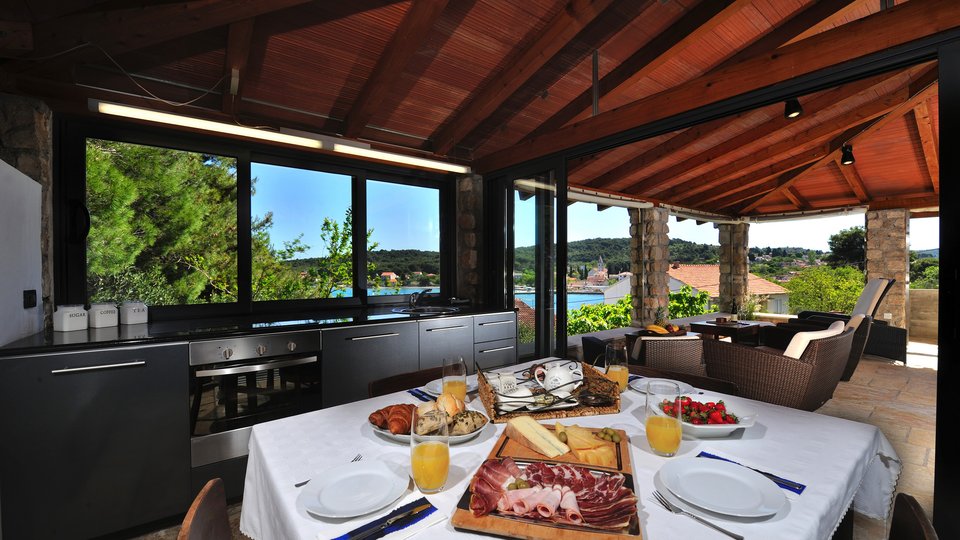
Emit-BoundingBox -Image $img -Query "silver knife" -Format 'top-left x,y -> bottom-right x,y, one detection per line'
350,503 -> 433,540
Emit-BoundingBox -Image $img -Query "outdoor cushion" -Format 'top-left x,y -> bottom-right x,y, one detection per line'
851,278 -> 890,317
783,320 -> 845,359
846,313 -> 867,332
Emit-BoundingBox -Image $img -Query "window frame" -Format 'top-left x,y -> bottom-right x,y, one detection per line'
55,115 -> 455,321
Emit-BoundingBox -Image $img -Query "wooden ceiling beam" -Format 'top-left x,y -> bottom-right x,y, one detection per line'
475,0 -> 960,173
0,20 -> 32,58
709,162 -> 816,211
221,18 -> 255,115
342,0 -> 450,137
911,210 -> 939,218
869,193 -> 939,210
784,186 -> 810,210
912,98 -> 940,193
430,0 -> 627,155
528,0 -> 742,139
834,158 -> 869,202
738,69 -> 938,214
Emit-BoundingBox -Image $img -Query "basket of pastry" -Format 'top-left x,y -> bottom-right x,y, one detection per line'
368,393 -> 489,444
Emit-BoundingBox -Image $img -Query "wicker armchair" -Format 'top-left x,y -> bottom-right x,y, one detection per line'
703,328 -> 855,411
630,335 -> 706,376
758,315 -> 872,381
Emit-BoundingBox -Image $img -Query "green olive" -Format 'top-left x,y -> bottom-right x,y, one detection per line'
611,433 -> 622,443
507,481 -> 517,490
516,479 -> 530,489
558,431 -> 568,443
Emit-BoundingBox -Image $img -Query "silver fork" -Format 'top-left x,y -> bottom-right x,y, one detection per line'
294,454 -> 362,487
653,490 -> 744,540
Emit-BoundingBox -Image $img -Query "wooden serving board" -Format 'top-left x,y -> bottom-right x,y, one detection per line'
451,424 -> 641,539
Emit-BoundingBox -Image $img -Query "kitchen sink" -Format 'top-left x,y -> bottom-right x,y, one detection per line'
392,306 -> 460,315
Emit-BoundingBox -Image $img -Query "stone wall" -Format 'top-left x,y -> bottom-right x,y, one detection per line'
631,207 -> 669,325
718,222 -> 749,314
0,93 -> 53,328
455,174 -> 482,303
866,208 -> 909,329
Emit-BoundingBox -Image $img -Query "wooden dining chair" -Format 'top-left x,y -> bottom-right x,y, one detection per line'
889,493 -> 938,540
368,366 -> 444,398
178,478 -> 231,540
627,364 -> 740,396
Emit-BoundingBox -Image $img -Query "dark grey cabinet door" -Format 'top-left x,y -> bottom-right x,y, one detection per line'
418,316 -> 474,372
474,312 -> 518,343
474,338 -> 518,369
321,322 -> 418,407
0,343 -> 190,540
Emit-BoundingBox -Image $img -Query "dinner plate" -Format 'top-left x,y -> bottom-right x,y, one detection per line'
423,378 -> 478,397
659,457 -> 786,518
370,415 -> 488,445
297,461 -> 408,518
629,377 -> 696,395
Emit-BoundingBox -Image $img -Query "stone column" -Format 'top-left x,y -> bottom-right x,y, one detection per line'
455,174 -> 482,303
718,222 -> 749,314
0,93 -> 53,328
631,207 -> 669,325
866,208 -> 909,329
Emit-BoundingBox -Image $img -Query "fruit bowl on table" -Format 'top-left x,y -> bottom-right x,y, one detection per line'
652,393 -> 758,438
635,328 -> 688,337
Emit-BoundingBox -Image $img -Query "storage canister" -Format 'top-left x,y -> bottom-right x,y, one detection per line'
119,301 -> 148,325
53,304 -> 88,332
89,302 -> 118,328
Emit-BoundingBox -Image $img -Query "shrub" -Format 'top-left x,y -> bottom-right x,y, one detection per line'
785,266 -> 864,314
567,295 -> 632,335
669,285 -> 710,318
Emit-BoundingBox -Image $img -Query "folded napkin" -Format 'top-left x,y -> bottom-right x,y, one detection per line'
697,450 -> 806,495
406,388 -> 433,402
331,497 -> 442,540
628,375 -> 642,382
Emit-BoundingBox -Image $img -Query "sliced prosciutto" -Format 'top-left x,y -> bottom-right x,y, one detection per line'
469,458 -> 523,516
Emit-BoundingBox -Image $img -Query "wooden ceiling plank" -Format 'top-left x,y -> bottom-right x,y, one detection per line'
911,210 -> 939,218
869,193 -> 940,210
711,162 -> 816,210
834,157 -> 870,202
784,185 -> 810,210
221,18 -> 255,114
0,20 -> 32,57
528,0 -> 740,139
912,99 -> 940,193
430,0 -> 624,155
342,0 -> 450,137
738,69 -> 938,214
475,0 -> 960,173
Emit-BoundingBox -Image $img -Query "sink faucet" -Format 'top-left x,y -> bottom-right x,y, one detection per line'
409,288 -> 432,308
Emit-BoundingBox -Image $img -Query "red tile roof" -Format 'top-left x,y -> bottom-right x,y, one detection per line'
667,264 -> 787,298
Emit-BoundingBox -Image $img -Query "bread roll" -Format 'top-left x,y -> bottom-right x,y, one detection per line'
450,410 -> 487,435
436,393 -> 465,416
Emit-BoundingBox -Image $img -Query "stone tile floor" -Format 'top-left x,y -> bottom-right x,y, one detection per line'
135,341 -> 939,540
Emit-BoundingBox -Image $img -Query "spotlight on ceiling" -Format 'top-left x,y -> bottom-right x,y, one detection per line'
840,144 -> 855,166
784,98 -> 803,119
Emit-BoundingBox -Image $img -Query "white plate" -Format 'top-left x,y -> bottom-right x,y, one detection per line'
629,377 -> 696,395
297,461 -> 407,518
660,457 -> 786,518
423,378 -> 478,397
370,415 -> 488,444
677,393 -> 757,438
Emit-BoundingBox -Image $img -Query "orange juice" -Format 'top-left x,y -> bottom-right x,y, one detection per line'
605,364 -> 629,393
645,416 -> 682,456
442,378 -> 467,401
411,441 -> 450,492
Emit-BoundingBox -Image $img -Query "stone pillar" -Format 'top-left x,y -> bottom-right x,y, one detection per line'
718,222 -> 749,314
0,93 -> 53,328
866,208 -> 909,329
631,207 -> 669,325
455,174 -> 482,303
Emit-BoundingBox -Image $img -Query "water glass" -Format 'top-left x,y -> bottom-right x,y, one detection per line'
604,344 -> 629,393
645,380 -> 682,457
442,357 -> 467,401
410,408 -> 450,494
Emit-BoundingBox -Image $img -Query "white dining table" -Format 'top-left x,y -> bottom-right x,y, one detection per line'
239,358 -> 900,540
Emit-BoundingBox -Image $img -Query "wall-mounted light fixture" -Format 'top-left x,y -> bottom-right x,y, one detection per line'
840,144 -> 855,165
784,98 -> 803,119
89,100 -> 471,174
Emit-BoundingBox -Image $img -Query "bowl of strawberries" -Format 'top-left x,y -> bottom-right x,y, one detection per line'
656,393 -> 758,438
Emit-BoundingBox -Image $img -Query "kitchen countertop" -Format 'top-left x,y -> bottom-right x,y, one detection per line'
0,305 -> 512,357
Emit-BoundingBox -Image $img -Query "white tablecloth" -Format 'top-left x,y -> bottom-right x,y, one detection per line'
240,358 -> 900,540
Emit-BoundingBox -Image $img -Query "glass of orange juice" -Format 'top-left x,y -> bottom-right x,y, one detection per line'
410,408 -> 450,494
604,344 -> 629,393
645,381 -> 682,457
442,357 -> 467,401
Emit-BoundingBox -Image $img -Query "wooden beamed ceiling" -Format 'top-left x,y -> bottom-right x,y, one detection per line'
0,0 -> 950,217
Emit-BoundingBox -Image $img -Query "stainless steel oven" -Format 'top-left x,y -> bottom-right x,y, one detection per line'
188,330 -> 321,492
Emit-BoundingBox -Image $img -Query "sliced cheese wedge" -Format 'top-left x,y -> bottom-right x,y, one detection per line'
505,416 -> 570,458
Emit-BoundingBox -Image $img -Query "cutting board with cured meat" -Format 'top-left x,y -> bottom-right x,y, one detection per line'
451,427 -> 641,539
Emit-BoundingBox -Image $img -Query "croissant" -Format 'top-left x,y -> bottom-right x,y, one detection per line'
387,404 -> 416,434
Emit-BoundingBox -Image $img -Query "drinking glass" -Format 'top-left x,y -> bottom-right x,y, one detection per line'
442,357 -> 467,401
410,408 -> 450,494
644,380 -> 682,457
604,344 -> 629,393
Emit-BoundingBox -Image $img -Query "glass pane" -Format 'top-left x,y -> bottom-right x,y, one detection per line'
366,180 -> 441,296
85,139 -> 237,305
513,172 -> 557,357
250,163 -> 353,300
514,189 -> 536,352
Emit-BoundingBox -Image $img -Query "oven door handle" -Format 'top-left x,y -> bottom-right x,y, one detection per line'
195,355 -> 317,378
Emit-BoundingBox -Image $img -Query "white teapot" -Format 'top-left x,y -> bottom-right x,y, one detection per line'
533,361 -> 583,392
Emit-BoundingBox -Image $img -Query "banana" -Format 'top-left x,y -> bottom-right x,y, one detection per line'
645,324 -> 670,335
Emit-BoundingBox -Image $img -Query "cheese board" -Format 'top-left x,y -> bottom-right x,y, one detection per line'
451,422 -> 641,539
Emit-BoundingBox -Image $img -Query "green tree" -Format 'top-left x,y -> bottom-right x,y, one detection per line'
785,266 -> 864,314
912,265 -> 939,289
668,285 -> 711,318
824,226 -> 865,270
567,296 -> 632,335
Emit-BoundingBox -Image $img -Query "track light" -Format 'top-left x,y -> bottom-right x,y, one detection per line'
840,144 -> 855,165
784,98 -> 802,119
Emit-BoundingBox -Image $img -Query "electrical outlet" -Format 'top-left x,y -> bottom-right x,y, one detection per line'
23,289 -> 37,308
883,312 -> 893,320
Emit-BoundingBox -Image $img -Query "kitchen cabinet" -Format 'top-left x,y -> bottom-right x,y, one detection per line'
473,312 -> 518,369
321,321 -> 419,407
0,342 -> 190,540
418,315 -> 475,372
